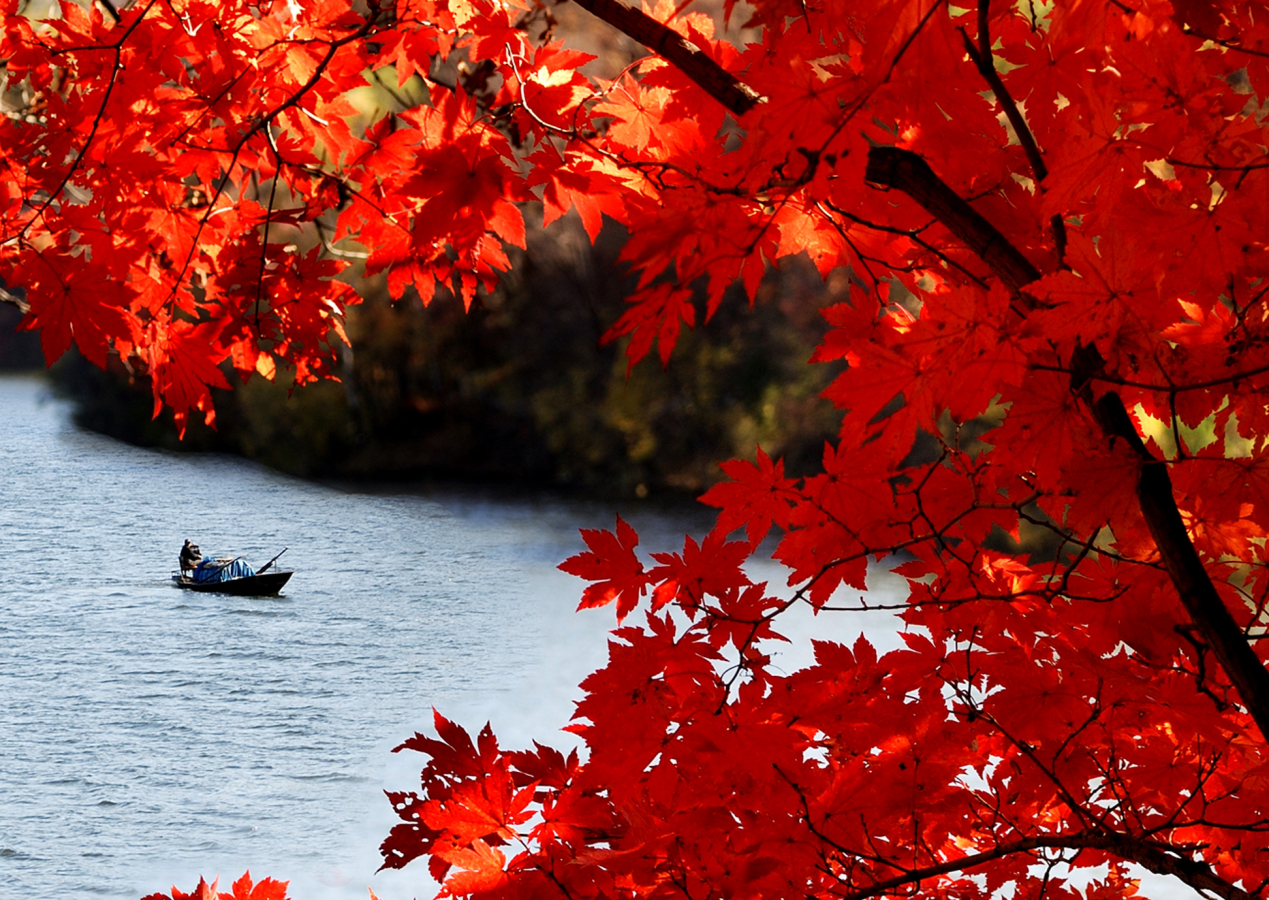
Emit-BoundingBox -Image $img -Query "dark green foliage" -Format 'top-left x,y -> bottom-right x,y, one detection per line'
0,302 -> 43,370
53,216 -> 843,496
51,352 -> 357,476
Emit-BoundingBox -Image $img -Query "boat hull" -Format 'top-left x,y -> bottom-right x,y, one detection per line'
172,570 -> 294,596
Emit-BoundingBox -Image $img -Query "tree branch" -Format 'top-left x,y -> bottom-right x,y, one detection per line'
864,146 -> 1041,295
961,0 -> 1066,262
865,144 -> 1269,744
834,832 -> 1251,900
568,0 -> 763,115
1071,344 -> 1269,744
963,2 -> 1046,182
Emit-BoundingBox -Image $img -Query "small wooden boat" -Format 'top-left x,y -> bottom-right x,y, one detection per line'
171,547 -> 292,596
172,568 -> 294,595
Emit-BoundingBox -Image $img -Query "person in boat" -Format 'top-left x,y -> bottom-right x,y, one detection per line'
179,539 -> 202,573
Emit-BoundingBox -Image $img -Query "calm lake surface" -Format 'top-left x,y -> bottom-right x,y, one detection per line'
0,374 -> 903,900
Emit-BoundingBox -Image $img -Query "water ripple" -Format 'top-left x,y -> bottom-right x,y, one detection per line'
0,375 -> 723,900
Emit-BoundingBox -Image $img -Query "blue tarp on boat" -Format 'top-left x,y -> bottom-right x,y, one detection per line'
192,557 -> 257,583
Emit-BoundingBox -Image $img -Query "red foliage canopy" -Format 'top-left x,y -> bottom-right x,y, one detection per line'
7,0 -> 1269,898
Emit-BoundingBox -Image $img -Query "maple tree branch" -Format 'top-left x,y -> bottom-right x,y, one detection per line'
95,0 -> 121,25
961,0 -> 1066,262
817,199 -> 991,289
162,10 -> 388,313
18,0 -> 160,242
963,3 -> 1046,183
1072,346 -> 1269,743
865,144 -> 1269,744
1175,624 -> 1233,713
951,684 -> 1100,831
567,0 -> 763,115
1028,361 -> 1269,395
825,832 -> 1251,900
254,157 -> 282,332
864,146 -> 1042,296
1169,157 -> 1269,174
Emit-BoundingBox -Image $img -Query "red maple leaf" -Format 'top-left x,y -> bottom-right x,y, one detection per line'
647,528 -> 752,611
219,872 -> 289,900
700,447 -> 802,545
558,516 -> 649,620
436,839 -> 508,897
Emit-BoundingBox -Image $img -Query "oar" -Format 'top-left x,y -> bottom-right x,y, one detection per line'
257,547 -> 289,575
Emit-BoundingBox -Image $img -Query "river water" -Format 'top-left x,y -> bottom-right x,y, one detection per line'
0,374 -> 904,900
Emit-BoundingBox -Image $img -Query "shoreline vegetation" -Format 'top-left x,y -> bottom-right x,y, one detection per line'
0,302 -> 43,371
32,218 -> 846,499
